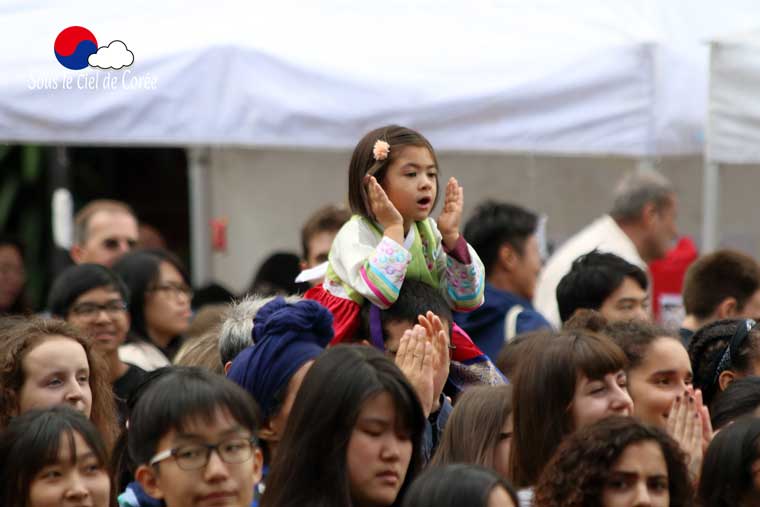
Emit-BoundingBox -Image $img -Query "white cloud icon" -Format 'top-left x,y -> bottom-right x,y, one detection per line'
88,40 -> 134,69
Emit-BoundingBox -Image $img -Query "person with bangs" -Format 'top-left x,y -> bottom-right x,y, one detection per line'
0,406 -> 114,507
261,345 -> 426,507
124,367 -> 263,507
509,330 -> 633,504
575,314 -> 711,480
113,249 -> 193,371
47,263 -> 147,423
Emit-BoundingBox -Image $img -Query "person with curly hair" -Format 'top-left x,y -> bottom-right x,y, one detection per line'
534,416 -> 693,507
0,316 -> 119,449
688,318 -> 760,407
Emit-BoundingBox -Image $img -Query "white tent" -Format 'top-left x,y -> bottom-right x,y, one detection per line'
703,29 -> 760,251
3,1 -> 760,281
0,1 -> 702,155
707,29 -> 760,163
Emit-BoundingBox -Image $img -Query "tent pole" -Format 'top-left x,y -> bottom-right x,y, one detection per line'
188,147 -> 212,288
702,159 -> 719,253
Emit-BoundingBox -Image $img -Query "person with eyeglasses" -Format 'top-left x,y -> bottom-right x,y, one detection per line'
124,367 -> 263,507
70,199 -> 140,268
48,263 -> 147,422
112,249 -> 193,371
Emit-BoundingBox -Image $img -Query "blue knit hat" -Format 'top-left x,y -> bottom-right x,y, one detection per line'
226,297 -> 333,420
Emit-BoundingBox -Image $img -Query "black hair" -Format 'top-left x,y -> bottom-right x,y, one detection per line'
112,248 -> 190,342
347,125 -> 440,222
192,282 -> 235,310
463,200 -> 538,275
688,319 -> 760,407
358,279 -> 453,343
710,376 -> 760,430
126,366 -> 260,468
699,416 -> 760,507
261,345 -> 426,507
401,464 -> 519,507
112,367 -> 175,491
247,252 -> 310,297
47,263 -> 130,317
535,416 -> 693,507
0,234 -> 30,315
556,250 -> 648,323
0,405 -> 113,506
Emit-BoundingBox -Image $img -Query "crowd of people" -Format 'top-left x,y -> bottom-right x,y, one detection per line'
2,124 -> 760,507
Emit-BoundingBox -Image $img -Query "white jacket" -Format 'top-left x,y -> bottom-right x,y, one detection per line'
534,214 -> 648,328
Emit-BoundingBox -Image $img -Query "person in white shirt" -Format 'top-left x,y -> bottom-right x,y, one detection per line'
534,169 -> 678,328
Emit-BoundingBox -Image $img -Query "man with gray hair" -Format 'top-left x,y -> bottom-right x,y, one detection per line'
219,294 -> 302,373
534,169 -> 678,327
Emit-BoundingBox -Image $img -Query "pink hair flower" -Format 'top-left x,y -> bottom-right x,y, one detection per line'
372,140 -> 390,161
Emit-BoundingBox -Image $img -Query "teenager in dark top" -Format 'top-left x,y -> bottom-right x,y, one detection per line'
455,201 -> 551,359
48,263 -> 147,423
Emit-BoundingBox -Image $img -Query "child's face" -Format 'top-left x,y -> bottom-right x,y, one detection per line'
346,391 -> 413,507
380,145 -> 437,228
28,430 -> 111,507
18,335 -> 93,418
137,408 -> 263,507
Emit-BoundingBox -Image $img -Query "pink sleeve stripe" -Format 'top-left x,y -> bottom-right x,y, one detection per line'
360,265 -> 392,307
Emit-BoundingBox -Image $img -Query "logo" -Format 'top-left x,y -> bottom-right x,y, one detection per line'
54,26 -> 134,70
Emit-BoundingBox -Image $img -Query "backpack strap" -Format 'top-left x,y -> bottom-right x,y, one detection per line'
504,304 -> 524,344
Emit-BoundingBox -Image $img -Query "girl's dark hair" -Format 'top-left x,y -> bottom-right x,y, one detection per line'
112,248 -> 189,342
0,235 -> 30,315
509,331 -> 627,487
0,405 -> 114,506
0,317 -> 118,448
401,464 -> 519,507
348,125 -> 440,221
261,345 -> 426,507
710,376 -> 760,430
606,319 -> 682,370
688,319 -> 760,407
126,366 -> 260,468
535,416 -> 693,507
699,416 -> 760,507
430,385 -> 512,470
47,263 -> 130,317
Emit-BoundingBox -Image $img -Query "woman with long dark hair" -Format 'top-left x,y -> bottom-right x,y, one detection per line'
261,345 -> 426,507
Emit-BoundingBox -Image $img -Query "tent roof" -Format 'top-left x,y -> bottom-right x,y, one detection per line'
707,28 -> 760,163
1,1 -> 758,155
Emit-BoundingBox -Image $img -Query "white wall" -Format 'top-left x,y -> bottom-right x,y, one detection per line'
207,147 -> 757,295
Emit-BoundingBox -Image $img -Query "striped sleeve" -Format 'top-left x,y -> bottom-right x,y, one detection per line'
328,218 -> 412,309
431,224 -> 485,312
358,237 -> 412,307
